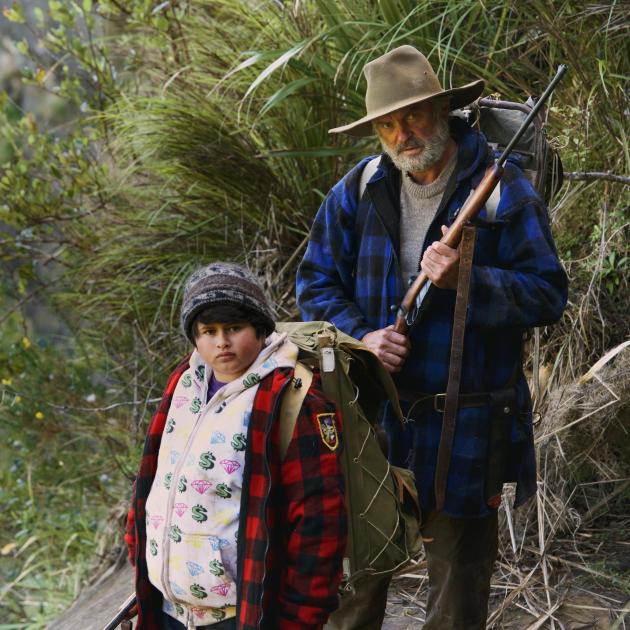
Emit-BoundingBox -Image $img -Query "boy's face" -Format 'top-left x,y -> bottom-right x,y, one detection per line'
194,321 -> 265,383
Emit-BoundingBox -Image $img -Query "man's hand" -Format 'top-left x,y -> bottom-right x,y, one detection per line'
420,225 -> 460,290
362,325 -> 410,373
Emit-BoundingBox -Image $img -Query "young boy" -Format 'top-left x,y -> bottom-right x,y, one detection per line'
125,262 -> 346,630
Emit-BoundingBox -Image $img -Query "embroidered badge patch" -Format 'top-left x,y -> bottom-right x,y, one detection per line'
316,413 -> 339,451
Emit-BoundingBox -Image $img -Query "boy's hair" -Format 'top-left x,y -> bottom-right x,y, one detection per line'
180,262 -> 276,343
192,304 -> 271,340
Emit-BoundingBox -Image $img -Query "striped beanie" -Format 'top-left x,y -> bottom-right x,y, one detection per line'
180,262 -> 275,342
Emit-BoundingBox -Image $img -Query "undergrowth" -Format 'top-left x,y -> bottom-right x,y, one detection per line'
0,0 -> 628,625
0,296 -> 138,626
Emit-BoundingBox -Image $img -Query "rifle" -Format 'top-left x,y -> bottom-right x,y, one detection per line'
102,593 -> 136,630
393,64 -> 568,335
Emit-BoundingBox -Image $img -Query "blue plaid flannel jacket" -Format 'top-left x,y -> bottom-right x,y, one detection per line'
296,118 -> 568,518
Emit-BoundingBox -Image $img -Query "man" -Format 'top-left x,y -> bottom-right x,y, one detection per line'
297,45 -> 568,629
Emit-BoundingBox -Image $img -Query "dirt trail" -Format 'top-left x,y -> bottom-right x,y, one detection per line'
50,561 -> 623,629
47,561 -> 134,630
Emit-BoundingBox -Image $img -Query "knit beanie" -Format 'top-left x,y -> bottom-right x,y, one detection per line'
180,262 -> 276,342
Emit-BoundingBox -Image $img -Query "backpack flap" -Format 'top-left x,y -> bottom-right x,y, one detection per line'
277,320 -> 403,424
391,466 -> 423,556
328,326 -> 404,425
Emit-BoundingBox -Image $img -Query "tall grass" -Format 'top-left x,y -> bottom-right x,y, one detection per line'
86,0 -> 629,381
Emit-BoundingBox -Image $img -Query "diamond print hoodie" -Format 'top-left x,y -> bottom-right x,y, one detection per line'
144,332 -> 298,626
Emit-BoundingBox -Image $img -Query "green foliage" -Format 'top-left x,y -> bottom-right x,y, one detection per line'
0,289 -> 137,626
2,3 -> 26,24
0,2 -> 141,622
101,0 -> 630,371
600,252 -> 628,295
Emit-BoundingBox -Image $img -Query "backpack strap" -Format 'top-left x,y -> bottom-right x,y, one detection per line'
278,362 -> 314,461
485,182 -> 501,222
358,156 -> 381,202
463,181 -> 500,222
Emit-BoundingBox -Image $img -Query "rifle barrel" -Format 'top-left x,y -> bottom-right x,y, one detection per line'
102,593 -> 136,630
393,64 -> 568,335
497,65 -> 568,166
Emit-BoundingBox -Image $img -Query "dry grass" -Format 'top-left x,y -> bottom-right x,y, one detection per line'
385,351 -> 630,629
1,1 -> 628,626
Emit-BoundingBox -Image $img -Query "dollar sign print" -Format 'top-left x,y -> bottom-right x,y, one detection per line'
149,539 -> 158,556
189,397 -> 202,414
175,603 -> 184,616
165,417 -> 176,433
181,373 -> 192,388
168,525 -> 182,543
177,475 -> 187,493
231,433 -> 246,451
190,583 -> 207,599
208,560 -> 225,577
195,366 -> 205,382
191,504 -> 208,523
212,609 -> 227,621
198,451 -> 216,470
242,373 -> 261,388
164,473 -> 172,489
215,483 -> 232,499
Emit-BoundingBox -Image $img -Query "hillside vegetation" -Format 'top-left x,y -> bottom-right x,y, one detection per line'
0,1 -> 628,626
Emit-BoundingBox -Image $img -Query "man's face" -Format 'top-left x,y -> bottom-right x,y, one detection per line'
374,100 -> 450,174
194,321 -> 265,383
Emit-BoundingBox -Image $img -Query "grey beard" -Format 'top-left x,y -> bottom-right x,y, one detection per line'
381,117 -> 451,174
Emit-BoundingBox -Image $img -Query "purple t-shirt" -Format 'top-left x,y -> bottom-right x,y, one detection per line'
206,373 -> 227,403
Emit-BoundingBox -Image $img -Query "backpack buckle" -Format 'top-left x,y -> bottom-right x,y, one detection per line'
433,393 -> 447,413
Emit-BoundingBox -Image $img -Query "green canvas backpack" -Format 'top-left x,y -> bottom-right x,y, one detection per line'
276,321 -> 422,588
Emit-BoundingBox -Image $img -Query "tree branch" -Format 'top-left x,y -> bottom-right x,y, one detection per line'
565,171 -> 630,185
1,387 -> 161,412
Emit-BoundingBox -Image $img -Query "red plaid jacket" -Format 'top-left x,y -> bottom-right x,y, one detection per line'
125,356 -> 346,629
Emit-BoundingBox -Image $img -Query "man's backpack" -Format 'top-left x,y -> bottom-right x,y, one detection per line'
462,97 -> 562,406
463,96 -> 564,209
276,321 -> 422,588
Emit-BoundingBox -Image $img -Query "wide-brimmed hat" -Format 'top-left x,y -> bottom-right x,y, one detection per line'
329,45 -> 484,137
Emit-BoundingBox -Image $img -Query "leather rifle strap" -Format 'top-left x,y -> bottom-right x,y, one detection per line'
434,224 -> 477,511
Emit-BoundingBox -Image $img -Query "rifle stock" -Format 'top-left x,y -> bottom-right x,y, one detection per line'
393,64 -> 567,335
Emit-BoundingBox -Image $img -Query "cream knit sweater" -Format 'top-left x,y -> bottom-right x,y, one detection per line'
399,151 -> 457,285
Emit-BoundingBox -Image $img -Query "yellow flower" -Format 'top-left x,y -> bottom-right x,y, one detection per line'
14,396 -> 22,404
1,377 -> 12,386
35,411 -> 44,420
21,337 -> 31,350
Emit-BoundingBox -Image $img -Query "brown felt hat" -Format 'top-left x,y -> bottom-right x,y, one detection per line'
329,45 -> 484,137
